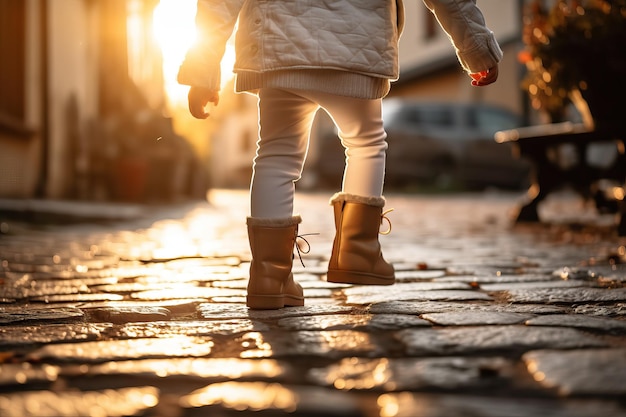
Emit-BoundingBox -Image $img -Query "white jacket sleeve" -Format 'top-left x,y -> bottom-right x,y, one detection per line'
177,0 -> 245,91
422,0 -> 503,73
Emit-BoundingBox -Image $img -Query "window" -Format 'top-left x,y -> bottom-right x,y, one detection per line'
472,108 -> 520,133
420,107 -> 453,127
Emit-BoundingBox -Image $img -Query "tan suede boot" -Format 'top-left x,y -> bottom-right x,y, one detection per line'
327,193 -> 395,285
246,215 -> 305,309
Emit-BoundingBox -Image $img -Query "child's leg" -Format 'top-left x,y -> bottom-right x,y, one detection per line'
251,88 -> 319,218
293,91 -> 393,286
303,92 -> 387,197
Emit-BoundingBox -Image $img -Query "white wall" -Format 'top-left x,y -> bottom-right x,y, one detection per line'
46,0 -> 99,198
399,1 -> 520,72
394,1 -> 524,115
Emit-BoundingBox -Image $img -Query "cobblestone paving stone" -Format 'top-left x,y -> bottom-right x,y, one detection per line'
1,190 -> 626,416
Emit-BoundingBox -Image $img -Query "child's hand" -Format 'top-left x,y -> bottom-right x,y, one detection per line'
188,86 -> 220,119
469,65 -> 498,86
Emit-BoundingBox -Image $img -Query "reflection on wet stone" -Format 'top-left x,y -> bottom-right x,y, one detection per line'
309,356 -> 512,391
525,314 -> 626,333
0,386 -> 159,417
375,392 -> 626,417
0,323 -> 112,348
130,286 -> 243,301
0,363 -> 60,387
211,278 -> 248,289
181,381 -> 298,413
394,269 -> 446,280
277,313 -> 431,331
397,326 -> 606,355
278,314 -> 375,331
239,330 -> 381,358
422,311 -> 534,326
302,288 -> 334,299
0,280 -> 89,300
91,306 -> 171,323
345,289 -> 492,305
368,314 -> 432,330
0,307 -> 84,324
369,301 -> 568,315
90,282 -> 177,294
88,358 -> 287,380
248,304 -> 356,319
507,287 -> 626,303
196,303 -> 251,320
433,274 -> 556,284
343,281 -> 472,297
479,279 -> 592,292
112,320 -> 269,338
523,349 -> 626,395
180,382 -> 362,416
573,303 -> 626,316
197,303 -> 354,320
72,299 -> 200,314
27,336 -> 213,362
3,275 -> 118,288
29,293 -> 125,303
299,277 -> 351,288
552,267 -> 598,281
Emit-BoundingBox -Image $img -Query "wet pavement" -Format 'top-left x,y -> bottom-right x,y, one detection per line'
1,189 -> 625,417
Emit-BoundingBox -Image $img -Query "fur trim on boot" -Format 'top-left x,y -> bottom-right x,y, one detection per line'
329,192 -> 385,208
247,215 -> 302,228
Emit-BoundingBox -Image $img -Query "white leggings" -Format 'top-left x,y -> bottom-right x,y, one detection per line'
250,88 -> 387,218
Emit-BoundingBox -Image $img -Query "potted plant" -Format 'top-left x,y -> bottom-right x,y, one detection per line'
519,0 -> 626,131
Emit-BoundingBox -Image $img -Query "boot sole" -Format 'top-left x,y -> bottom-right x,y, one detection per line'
247,294 -> 305,310
327,270 -> 395,286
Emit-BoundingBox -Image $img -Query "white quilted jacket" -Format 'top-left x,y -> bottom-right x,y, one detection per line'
178,0 -> 501,98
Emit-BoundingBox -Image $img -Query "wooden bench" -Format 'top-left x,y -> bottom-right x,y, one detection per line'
495,122 -> 626,235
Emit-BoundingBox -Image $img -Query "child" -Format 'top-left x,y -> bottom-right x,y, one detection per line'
178,0 -> 502,309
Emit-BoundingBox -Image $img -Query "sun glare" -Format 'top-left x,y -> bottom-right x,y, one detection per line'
152,0 -> 236,108
152,0 -> 197,107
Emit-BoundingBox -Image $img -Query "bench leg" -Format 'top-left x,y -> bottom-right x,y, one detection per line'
618,216 -> 626,236
515,200 -> 541,223
515,180 -> 546,224
619,200 -> 626,236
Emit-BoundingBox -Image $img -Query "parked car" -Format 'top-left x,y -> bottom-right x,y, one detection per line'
312,99 -> 531,190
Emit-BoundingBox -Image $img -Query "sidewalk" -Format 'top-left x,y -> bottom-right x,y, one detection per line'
1,189 -> 625,417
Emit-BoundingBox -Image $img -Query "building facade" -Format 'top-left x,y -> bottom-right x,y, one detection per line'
0,0 -> 204,202
390,1 -> 525,115
1,0 -> 100,199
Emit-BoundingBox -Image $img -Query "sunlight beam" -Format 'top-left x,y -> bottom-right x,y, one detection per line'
152,0 -> 236,108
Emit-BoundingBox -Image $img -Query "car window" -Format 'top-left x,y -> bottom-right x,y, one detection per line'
396,106 -> 453,128
382,100 -> 520,136
471,108 -> 519,133
418,107 -> 453,127
401,108 -> 421,124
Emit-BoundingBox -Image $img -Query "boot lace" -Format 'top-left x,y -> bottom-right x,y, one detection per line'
294,233 -> 319,267
380,208 -> 394,235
